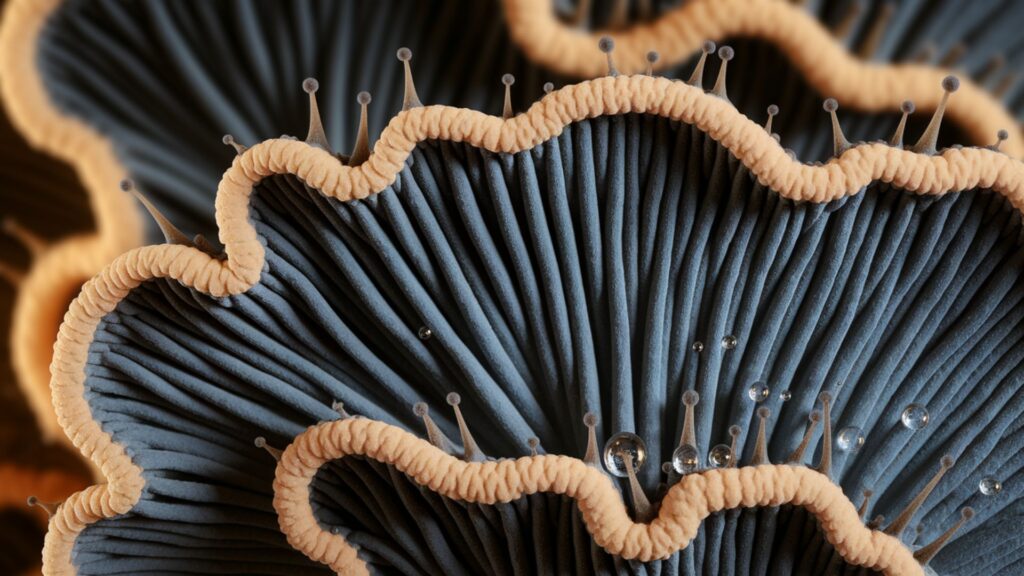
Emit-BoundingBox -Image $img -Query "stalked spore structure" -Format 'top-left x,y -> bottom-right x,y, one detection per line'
447,392 -> 485,462
749,407 -> 771,466
527,437 -> 540,457
712,45 -> 734,100
347,92 -> 372,167
764,104 -> 779,134
120,179 -> 192,247
788,410 -> 821,464
302,78 -> 331,154
621,447 -> 652,522
990,129 -> 1009,151
816,392 -> 834,478
598,36 -> 618,77
727,425 -> 742,468
583,412 -> 600,467
912,75 -> 959,155
543,82 -> 554,94
329,400 -> 351,420
221,134 -> 246,155
501,74 -> 516,119
687,40 -> 716,88
396,47 -> 422,111
253,436 -> 282,461
889,100 -> 915,148
823,99 -> 851,157
885,455 -> 955,537
26,496 -> 59,518
858,489 -> 874,519
414,401 -> 455,455
645,50 -> 659,76
914,508 -> 974,565
122,179 -> 219,256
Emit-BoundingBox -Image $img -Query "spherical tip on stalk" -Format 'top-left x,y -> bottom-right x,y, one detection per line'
446,392 -> 462,406
413,402 -> 428,417
682,390 -> 699,406
598,36 -> 614,54
542,82 -> 554,94
254,436 -> 266,448
942,75 -> 960,93
901,100 -> 916,114
302,77 -> 319,94
940,454 -> 955,469
396,47 -> 412,62
823,98 -> 838,113
728,424 -> 742,438
767,104 -> 779,116
961,507 -> 974,520
717,45 -> 734,61
583,412 -> 597,427
757,406 -> 770,419
119,179 -> 134,192
222,134 -> 235,146
702,40 -> 716,54
357,91 -> 372,105
646,51 -> 659,65
818,391 -> 832,404
501,73 -> 515,86
809,410 -> 822,423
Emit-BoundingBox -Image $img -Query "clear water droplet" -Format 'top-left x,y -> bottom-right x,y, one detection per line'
721,335 -> 738,350
979,477 -> 1002,496
708,444 -> 733,468
900,404 -> 929,430
602,432 -> 647,478
417,326 -> 433,340
836,427 -> 865,452
747,381 -> 770,403
692,341 -> 704,353
779,389 -> 792,401
671,444 -> 700,474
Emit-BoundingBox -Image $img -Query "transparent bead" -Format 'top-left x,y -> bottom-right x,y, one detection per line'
721,335 -> 738,350
708,444 -> 733,468
417,326 -> 433,340
671,444 -> 700,474
779,389 -> 792,401
836,427 -> 865,452
747,381 -> 770,403
603,432 -> 647,478
692,341 -> 704,353
979,477 -> 1002,496
900,404 -> 929,431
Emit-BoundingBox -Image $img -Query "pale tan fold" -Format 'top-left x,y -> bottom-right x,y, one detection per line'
0,0 -> 142,444
40,75 -> 1022,575
502,0 -> 1023,157
274,418 -> 922,576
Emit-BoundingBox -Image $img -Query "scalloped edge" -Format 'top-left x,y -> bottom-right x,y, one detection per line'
0,0 -> 144,443
502,0 -> 1023,157
273,418 -> 922,575
40,75 -> 1024,575
2,0 -> 1022,443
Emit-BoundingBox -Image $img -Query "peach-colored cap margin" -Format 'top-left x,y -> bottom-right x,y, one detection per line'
274,418 -> 923,575
2,0 -> 1022,450
40,74 -> 1024,574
